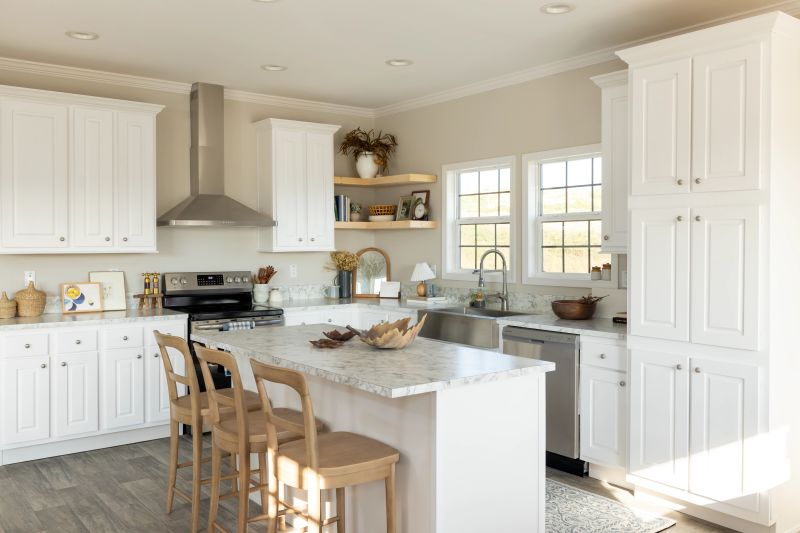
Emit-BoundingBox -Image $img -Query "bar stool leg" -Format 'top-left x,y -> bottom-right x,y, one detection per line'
267,449 -> 279,533
336,487 -> 346,533
307,478 -> 322,533
385,463 -> 396,533
166,420 -> 180,513
229,452 -> 238,493
236,451 -> 250,533
258,452 -> 269,518
191,420 -> 203,532
208,442 -> 222,533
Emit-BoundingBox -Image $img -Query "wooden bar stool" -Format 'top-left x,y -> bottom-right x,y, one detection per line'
250,359 -> 400,533
195,345 -> 325,533
153,331 -> 263,532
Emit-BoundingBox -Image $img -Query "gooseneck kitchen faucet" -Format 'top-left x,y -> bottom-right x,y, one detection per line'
473,248 -> 509,311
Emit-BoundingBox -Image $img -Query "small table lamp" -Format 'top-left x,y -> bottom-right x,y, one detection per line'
410,262 -> 436,297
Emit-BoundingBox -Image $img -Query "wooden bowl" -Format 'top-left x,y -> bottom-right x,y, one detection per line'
347,314 -> 427,350
551,300 -> 597,320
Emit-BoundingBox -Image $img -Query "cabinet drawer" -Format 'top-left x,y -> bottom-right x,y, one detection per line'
2,333 -> 49,356
581,341 -> 627,371
103,326 -> 144,349
145,322 -> 186,345
56,330 -> 98,353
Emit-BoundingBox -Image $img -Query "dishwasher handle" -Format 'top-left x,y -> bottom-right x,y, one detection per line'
502,326 -> 579,345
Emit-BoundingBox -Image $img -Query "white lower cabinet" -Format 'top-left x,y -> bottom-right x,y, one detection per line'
0,356 -> 50,445
102,347 -> 145,430
53,351 -> 99,437
146,345 -> 186,423
283,310 -> 323,326
580,366 -> 627,468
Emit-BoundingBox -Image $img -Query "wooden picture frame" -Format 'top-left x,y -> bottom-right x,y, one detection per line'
396,196 -> 415,221
89,271 -> 127,311
61,282 -> 104,314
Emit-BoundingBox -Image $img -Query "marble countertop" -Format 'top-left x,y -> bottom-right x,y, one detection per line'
279,298 -> 450,314
497,315 -> 626,340
0,308 -> 187,331
192,324 -> 554,398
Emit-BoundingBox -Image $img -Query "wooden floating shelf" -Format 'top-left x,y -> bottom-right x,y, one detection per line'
333,174 -> 437,187
335,220 -> 438,230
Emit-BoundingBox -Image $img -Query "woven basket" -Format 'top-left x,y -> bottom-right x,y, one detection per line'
0,291 -> 16,319
15,282 -> 46,317
369,204 -> 397,217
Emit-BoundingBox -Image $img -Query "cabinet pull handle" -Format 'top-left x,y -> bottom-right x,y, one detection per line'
136,354 -> 143,359
695,178 -> 702,184
122,336 -> 128,341
40,363 -> 47,369
695,215 -> 701,222
676,364 -> 683,370
676,216 -> 683,222
61,362 -> 67,367
59,236 -> 65,242
619,381 -> 626,387
24,343 -> 31,349
694,367 -> 701,373
105,236 -> 111,242
75,339 -> 81,345
599,353 -> 606,359
677,179 -> 684,186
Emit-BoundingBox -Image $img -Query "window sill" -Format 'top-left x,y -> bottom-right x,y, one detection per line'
442,271 -> 517,284
522,276 -> 618,289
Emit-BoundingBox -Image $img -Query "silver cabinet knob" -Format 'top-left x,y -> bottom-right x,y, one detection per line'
61,362 -> 67,367
122,336 -> 128,341
676,364 -> 683,370
310,237 -> 315,242
59,236 -> 65,242
136,354 -> 143,359
40,363 -> 47,369
619,381 -> 626,387
327,318 -> 332,323
75,339 -> 81,345
154,353 -> 159,358
599,353 -> 606,359
105,236 -> 111,242
677,179 -> 684,186
123,237 -> 128,242
676,216 -> 683,222
695,215 -> 701,222
298,237 -> 303,242
603,235 -> 609,241
695,178 -> 702,184
24,343 -> 31,349
694,367 -> 701,373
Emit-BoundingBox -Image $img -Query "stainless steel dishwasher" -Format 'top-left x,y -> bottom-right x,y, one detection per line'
502,326 -> 586,475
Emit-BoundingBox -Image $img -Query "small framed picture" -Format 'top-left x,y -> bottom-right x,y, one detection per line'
396,196 -> 415,221
411,189 -> 430,207
411,189 -> 431,220
89,271 -> 127,311
61,282 -> 104,314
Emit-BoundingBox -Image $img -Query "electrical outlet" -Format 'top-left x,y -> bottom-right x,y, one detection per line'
289,265 -> 298,279
24,271 -> 35,285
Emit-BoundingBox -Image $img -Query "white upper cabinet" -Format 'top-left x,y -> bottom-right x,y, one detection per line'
0,85 -> 162,254
593,71 -> 629,253
116,112 -> 157,250
630,207 -> 690,341
71,107 -> 114,248
255,118 -> 340,252
690,205 -> 759,350
691,43 -> 762,192
0,99 -> 69,248
630,58 -> 692,196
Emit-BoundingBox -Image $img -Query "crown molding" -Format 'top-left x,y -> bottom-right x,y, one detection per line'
224,89 -> 374,118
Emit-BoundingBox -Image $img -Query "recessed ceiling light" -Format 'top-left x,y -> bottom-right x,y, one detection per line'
65,30 -> 99,40
540,3 -> 575,14
386,59 -> 413,67
261,64 -> 287,71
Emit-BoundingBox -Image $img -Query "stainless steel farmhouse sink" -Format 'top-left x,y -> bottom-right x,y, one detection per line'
417,307 -> 531,349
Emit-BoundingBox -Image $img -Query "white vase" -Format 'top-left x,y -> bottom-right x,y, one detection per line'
253,284 -> 269,304
356,152 -> 380,179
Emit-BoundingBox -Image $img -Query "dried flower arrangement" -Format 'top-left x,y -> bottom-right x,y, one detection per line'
338,128 -> 398,171
327,251 -> 358,272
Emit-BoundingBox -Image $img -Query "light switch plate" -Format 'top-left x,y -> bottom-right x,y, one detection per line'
24,271 -> 35,285
289,265 -> 297,278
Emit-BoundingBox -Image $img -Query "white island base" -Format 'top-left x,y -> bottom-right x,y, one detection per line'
235,365 -> 546,533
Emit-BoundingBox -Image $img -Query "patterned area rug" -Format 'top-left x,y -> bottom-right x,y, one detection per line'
547,479 -> 676,532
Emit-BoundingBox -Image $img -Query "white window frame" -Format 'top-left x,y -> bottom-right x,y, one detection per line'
522,145 -> 618,288
441,155 -> 517,282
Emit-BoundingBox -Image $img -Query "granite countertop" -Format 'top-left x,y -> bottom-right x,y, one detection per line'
192,324 -> 554,398
497,315 -> 626,340
279,298 -> 450,314
0,308 -> 187,331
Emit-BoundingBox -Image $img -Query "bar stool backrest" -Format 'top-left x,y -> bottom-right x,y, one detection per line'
194,345 -> 251,445
153,331 -> 202,414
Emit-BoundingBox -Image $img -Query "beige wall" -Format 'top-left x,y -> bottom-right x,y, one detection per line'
371,60 -> 628,314
0,70 -> 376,298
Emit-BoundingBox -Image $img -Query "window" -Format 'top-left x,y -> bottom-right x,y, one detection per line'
523,145 -> 615,286
442,156 -> 516,281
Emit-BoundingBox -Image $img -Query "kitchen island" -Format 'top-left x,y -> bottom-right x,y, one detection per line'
192,324 -> 554,533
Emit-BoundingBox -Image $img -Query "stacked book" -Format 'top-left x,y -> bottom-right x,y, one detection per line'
334,195 -> 351,222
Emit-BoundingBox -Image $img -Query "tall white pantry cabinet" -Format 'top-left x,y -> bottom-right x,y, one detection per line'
619,12 -> 800,532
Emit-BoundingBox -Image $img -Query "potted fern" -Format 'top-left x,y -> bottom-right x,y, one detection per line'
338,128 -> 398,179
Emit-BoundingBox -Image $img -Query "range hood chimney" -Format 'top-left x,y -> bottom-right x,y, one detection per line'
157,82 -> 276,227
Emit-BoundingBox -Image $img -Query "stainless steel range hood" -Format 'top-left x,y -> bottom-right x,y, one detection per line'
157,82 -> 276,227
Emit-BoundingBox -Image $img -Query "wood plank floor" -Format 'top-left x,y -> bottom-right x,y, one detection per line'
0,436 -> 735,532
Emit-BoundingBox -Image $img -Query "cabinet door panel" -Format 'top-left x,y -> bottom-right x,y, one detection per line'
692,43 -> 762,192
146,348 -> 185,423
580,366 -> 626,467
601,83 -> 629,252
102,348 -> 145,429
116,112 -> 156,250
630,58 -> 692,195
54,351 -> 99,437
630,208 -> 690,341
689,358 -> 759,511
70,107 -> 114,247
1,356 -> 50,444
273,128 -> 307,249
0,99 -> 69,248
691,206 -> 759,350
629,349 -> 690,490
305,131 -> 335,249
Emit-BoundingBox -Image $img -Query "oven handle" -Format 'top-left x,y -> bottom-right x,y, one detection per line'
192,318 -> 285,331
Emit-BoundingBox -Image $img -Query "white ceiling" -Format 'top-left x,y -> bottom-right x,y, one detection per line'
0,0 -> 796,108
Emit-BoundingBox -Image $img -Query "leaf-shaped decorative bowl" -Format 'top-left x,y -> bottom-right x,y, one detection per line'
346,314 -> 427,350
323,329 -> 357,342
